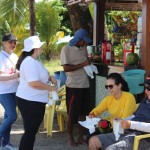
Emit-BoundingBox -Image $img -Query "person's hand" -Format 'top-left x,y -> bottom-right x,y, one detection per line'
120,120 -> 131,129
11,72 -> 19,79
89,112 -> 95,118
50,86 -> 57,91
83,59 -> 90,67
50,76 -> 57,85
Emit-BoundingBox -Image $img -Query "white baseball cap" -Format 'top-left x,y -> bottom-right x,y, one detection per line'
22,36 -> 45,52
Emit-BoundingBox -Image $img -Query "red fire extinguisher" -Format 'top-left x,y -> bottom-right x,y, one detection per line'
102,41 -> 111,64
124,42 -> 134,66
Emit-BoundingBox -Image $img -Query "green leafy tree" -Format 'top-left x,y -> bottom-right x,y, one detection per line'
36,1 -> 62,60
0,0 -> 30,53
51,0 -> 72,35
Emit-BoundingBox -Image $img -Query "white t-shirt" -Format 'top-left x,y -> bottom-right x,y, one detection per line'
16,56 -> 49,103
0,50 -> 19,94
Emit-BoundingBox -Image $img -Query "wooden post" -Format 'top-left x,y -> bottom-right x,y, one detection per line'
93,0 -> 105,46
142,0 -> 150,75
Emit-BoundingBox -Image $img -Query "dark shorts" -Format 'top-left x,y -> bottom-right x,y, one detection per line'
66,87 -> 91,123
98,132 -> 150,150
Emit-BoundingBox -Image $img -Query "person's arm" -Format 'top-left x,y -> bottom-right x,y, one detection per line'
63,59 -> 90,72
89,97 -> 108,117
120,120 -> 150,133
29,81 -> 57,91
0,71 -> 19,81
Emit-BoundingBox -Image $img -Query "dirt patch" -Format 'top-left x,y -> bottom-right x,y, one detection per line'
0,105 -> 87,150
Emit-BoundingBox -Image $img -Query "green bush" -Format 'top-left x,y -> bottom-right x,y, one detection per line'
126,53 -> 139,65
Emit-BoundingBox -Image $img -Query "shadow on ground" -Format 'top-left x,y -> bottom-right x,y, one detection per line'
0,106 -> 87,150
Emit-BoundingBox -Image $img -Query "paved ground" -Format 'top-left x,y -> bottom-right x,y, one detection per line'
0,105 -> 88,150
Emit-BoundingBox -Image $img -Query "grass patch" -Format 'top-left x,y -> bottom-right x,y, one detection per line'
43,58 -> 63,75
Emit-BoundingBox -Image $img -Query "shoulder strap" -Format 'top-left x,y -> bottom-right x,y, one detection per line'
0,51 -> 15,67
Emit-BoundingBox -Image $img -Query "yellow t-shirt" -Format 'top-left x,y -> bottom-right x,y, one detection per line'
90,91 -> 136,124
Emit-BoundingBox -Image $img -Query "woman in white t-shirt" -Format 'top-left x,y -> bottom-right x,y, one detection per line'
0,33 -> 19,150
16,36 -> 57,150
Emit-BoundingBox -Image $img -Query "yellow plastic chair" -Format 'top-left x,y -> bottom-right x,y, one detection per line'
16,106 -> 20,119
133,134 -> 150,150
44,103 -> 55,137
55,95 -> 67,132
55,85 -> 67,132
44,85 -> 67,136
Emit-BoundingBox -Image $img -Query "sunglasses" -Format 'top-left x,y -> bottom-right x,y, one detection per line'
105,84 -> 115,89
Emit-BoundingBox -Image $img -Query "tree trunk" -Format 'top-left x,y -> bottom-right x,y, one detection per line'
29,0 -> 36,35
67,4 -> 93,36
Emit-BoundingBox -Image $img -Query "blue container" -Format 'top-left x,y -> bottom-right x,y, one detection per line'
54,71 -> 60,80
122,69 -> 145,94
60,71 -> 67,87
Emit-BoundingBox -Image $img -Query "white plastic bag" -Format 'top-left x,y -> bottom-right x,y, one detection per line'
113,119 -> 124,141
91,64 -> 98,74
83,64 -> 98,79
84,65 -> 94,79
79,116 -> 100,134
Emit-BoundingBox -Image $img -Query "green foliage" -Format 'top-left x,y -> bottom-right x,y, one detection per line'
126,53 -> 139,65
43,58 -> 63,75
35,1 -> 63,60
0,0 -> 28,27
89,3 -> 94,19
104,11 -> 141,61
0,0 -> 30,54
113,43 -> 124,61
0,0 -> 72,59
50,0 -> 72,35
56,42 -> 67,53
36,2 -> 62,40
106,11 -> 140,42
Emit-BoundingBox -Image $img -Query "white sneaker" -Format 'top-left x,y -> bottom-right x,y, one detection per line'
4,144 -> 18,150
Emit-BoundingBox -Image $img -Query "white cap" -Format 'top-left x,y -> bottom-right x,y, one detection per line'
22,36 -> 45,52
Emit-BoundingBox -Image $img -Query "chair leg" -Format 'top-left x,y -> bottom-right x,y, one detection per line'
133,138 -> 140,150
44,112 -> 47,130
16,107 -> 20,119
59,115 -> 64,132
59,114 -> 67,132
47,106 -> 55,137
57,113 -> 61,127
